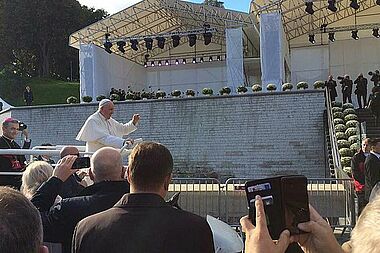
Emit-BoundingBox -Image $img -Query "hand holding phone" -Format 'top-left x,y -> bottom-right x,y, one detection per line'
71,157 -> 90,169
240,196 -> 291,253
245,175 -> 310,239
53,155 -> 78,182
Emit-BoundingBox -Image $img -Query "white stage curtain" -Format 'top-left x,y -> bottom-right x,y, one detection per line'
79,44 -> 146,100
260,12 -> 284,89
226,28 -> 244,90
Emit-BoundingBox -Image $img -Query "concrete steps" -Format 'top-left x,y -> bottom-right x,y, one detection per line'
356,108 -> 380,138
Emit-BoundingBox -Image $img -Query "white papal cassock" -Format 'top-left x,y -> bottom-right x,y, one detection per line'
76,111 -> 137,152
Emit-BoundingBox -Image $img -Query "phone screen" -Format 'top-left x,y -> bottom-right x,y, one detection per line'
245,177 -> 284,240
281,176 -> 310,234
71,157 -> 90,169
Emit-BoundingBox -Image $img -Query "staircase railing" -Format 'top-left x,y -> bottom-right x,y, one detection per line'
325,88 -> 350,179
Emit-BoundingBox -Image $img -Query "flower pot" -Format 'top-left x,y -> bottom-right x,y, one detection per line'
142,98 -> 148,100
158,97 -> 164,99
187,94 -> 194,97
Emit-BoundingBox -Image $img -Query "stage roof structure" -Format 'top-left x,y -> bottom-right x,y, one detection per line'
69,0 -> 260,65
251,0 -> 380,42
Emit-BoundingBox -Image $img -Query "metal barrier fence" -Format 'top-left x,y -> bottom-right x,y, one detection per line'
168,177 -> 356,230
0,162 -> 355,230
168,178 -> 221,218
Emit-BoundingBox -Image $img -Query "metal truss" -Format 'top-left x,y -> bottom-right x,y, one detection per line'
252,0 -> 380,41
107,28 -> 218,42
69,0 -> 258,65
312,22 -> 380,33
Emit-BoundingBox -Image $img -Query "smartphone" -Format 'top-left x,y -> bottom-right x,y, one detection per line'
245,175 -> 310,239
71,157 -> 90,169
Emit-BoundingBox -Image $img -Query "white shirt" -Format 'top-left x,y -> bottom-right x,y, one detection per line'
370,151 -> 380,160
76,111 -> 137,152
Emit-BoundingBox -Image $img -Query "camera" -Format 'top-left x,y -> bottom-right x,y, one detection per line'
245,175 -> 310,239
337,76 -> 344,80
368,70 -> 379,76
19,122 -> 27,131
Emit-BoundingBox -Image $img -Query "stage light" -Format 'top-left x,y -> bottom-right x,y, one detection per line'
130,39 -> 139,51
192,57 -> 196,63
151,61 -> 155,67
327,0 -> 337,12
373,28 -> 380,38
165,60 -> 169,66
182,58 -> 186,64
144,62 -> 147,68
144,38 -> 153,50
157,37 -> 165,49
158,60 -> 162,67
188,34 -> 197,47
217,55 -> 221,61
305,2 -> 314,15
350,0 -> 359,9
308,34 -> 315,44
175,59 -> 179,65
104,41 -> 112,54
116,41 -> 126,53
200,57 -> 204,63
172,35 -> 180,48
203,32 -> 212,45
328,32 -> 335,42
103,33 -> 112,54
351,30 -> 359,40
209,56 -> 213,62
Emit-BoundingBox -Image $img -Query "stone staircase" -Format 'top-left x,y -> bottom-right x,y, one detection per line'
356,108 -> 380,138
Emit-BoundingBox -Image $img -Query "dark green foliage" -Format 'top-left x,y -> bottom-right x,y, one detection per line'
0,0 -> 107,79
96,95 -> 107,101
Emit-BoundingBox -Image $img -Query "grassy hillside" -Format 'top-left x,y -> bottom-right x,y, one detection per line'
0,77 -> 79,106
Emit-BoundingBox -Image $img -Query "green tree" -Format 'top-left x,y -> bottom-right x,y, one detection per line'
0,0 -> 107,78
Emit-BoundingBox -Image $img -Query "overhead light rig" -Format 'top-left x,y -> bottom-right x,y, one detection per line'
102,27 -> 218,54
308,23 -> 380,43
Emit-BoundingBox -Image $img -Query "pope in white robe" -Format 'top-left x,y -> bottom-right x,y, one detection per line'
76,99 -> 140,152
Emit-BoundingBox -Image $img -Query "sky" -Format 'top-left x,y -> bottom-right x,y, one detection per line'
78,0 -> 251,15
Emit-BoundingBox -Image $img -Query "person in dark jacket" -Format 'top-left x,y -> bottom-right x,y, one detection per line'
365,138 -> 380,202
351,138 -> 370,214
23,86 -> 33,106
368,88 -> 380,126
73,142 -> 215,253
0,118 -> 31,188
30,147 -> 130,253
354,73 -> 368,108
370,70 -> 380,87
325,75 -> 338,102
341,75 -> 353,104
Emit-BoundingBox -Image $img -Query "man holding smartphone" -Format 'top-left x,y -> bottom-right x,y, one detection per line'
76,99 -> 140,153
30,147 -> 130,253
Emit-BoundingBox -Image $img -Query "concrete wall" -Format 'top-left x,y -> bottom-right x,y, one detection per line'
0,90 -> 326,181
147,61 -> 227,93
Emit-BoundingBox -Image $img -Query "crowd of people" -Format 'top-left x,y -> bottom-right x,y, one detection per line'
0,140 -> 380,253
0,96 -> 380,253
325,71 -> 380,108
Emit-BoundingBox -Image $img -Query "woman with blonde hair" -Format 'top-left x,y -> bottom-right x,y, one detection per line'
21,161 -> 54,199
